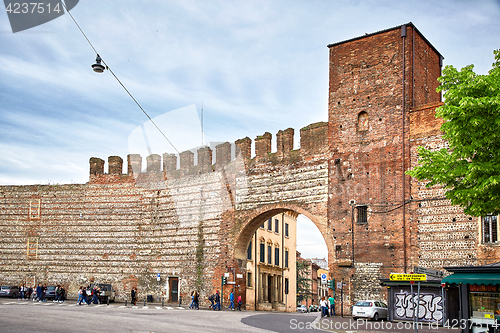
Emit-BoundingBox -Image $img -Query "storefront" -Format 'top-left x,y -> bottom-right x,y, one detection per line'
381,278 -> 460,324
443,263 -> 500,333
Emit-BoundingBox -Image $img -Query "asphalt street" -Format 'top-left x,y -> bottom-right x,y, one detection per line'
0,299 -> 319,333
0,299 -> 462,333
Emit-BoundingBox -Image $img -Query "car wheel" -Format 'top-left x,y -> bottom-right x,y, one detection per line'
12,293 -> 17,298
353,317 -> 358,320
373,313 -> 379,321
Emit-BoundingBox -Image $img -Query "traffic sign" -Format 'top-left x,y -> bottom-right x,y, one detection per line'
337,282 -> 343,289
413,266 -> 444,278
321,273 -> 327,284
157,273 -> 160,281
390,273 -> 426,281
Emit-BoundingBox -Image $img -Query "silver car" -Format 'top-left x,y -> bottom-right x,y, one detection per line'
352,300 -> 388,321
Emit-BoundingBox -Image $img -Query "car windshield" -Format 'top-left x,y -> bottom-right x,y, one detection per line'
355,301 -> 372,307
47,286 -> 56,291
1,286 -> 10,290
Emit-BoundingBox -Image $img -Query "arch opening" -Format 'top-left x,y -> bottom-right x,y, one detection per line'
233,204 -> 332,312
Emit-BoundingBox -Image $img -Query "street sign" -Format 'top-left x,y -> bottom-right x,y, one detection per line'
224,272 -> 230,278
413,266 -> 444,278
337,282 -> 343,289
390,273 -> 426,281
236,274 -> 243,279
227,281 -> 236,285
157,273 -> 160,281
321,273 -> 327,284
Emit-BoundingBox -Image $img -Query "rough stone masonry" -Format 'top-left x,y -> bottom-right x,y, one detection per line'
0,23 -> 498,312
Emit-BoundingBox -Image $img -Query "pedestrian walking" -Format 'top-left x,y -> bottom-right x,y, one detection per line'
131,287 -> 137,305
320,297 -> 328,317
193,291 -> 199,310
208,294 -> 214,309
237,295 -> 242,311
40,284 -> 47,302
229,291 -> 234,310
213,290 -> 221,310
92,286 -> 99,304
36,284 -> 42,302
328,294 -> 335,316
189,291 -> 194,309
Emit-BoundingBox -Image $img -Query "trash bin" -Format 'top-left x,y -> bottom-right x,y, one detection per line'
147,295 -> 153,303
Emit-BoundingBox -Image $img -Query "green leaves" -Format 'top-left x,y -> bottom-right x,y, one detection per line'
407,50 -> 500,216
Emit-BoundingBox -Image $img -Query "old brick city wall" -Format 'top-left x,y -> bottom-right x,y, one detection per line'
1,23 -> 499,310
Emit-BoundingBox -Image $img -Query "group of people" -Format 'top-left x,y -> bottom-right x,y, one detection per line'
319,295 -> 335,317
207,290 -> 241,311
16,284 -> 66,303
77,285 -> 101,305
189,291 -> 200,309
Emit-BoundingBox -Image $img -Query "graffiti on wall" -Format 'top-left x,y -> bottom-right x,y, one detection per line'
394,292 -> 443,322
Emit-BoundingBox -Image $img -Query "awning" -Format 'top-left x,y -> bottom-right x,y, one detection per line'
442,272 -> 500,285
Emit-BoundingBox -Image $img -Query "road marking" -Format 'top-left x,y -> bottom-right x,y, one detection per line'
165,306 -> 173,310
142,306 -> 149,309
132,306 -> 139,309
95,304 -> 105,307
155,306 -> 162,309
118,305 -> 127,308
43,303 -> 53,306
176,307 -> 184,310
68,304 -> 78,307
2,302 -> 14,305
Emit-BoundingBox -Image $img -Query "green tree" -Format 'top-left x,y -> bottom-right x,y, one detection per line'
296,260 -> 312,301
407,50 -> 500,216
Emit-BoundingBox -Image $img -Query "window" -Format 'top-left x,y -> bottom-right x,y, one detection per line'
285,223 -> 289,237
285,278 -> 289,294
274,219 -> 279,233
247,241 -> 252,260
274,247 -> 279,266
482,215 -> 498,243
259,242 -> 265,263
285,249 -> 289,268
267,243 -> 272,264
267,218 -> 272,231
357,111 -> 369,131
247,272 -> 252,288
357,205 -> 367,223
260,223 -> 264,229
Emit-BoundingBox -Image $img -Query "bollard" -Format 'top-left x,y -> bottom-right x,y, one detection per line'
162,297 -> 164,307
125,299 -> 127,307
107,297 -> 109,306
179,295 -> 182,307
144,297 -> 146,306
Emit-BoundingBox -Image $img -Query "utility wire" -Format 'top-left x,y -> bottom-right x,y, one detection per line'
60,0 -> 180,154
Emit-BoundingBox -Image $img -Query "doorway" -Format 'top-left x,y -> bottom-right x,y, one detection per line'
169,277 -> 178,302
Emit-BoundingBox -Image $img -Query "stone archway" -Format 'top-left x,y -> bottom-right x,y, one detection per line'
233,203 -> 332,261
225,202 -> 332,312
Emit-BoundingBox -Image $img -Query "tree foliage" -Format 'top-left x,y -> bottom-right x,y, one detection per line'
296,260 -> 312,298
407,50 -> 500,216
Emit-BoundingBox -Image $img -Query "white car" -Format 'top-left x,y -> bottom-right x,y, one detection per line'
296,305 -> 308,313
352,300 -> 388,321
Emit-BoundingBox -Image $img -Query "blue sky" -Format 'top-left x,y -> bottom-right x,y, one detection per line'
1,0 -> 500,258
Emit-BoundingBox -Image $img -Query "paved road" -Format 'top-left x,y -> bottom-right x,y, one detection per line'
1,299 -> 321,333
0,300 -> 462,333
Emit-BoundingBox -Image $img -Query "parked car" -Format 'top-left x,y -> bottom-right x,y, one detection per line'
45,286 -> 57,300
352,300 -> 388,321
89,283 -> 116,303
309,304 -> 320,312
0,285 -> 19,298
297,305 -> 308,313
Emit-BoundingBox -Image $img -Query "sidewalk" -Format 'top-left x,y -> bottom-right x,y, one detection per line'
312,316 -> 460,333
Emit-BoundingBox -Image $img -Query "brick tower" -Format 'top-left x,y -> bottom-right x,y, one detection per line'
327,23 -> 442,303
